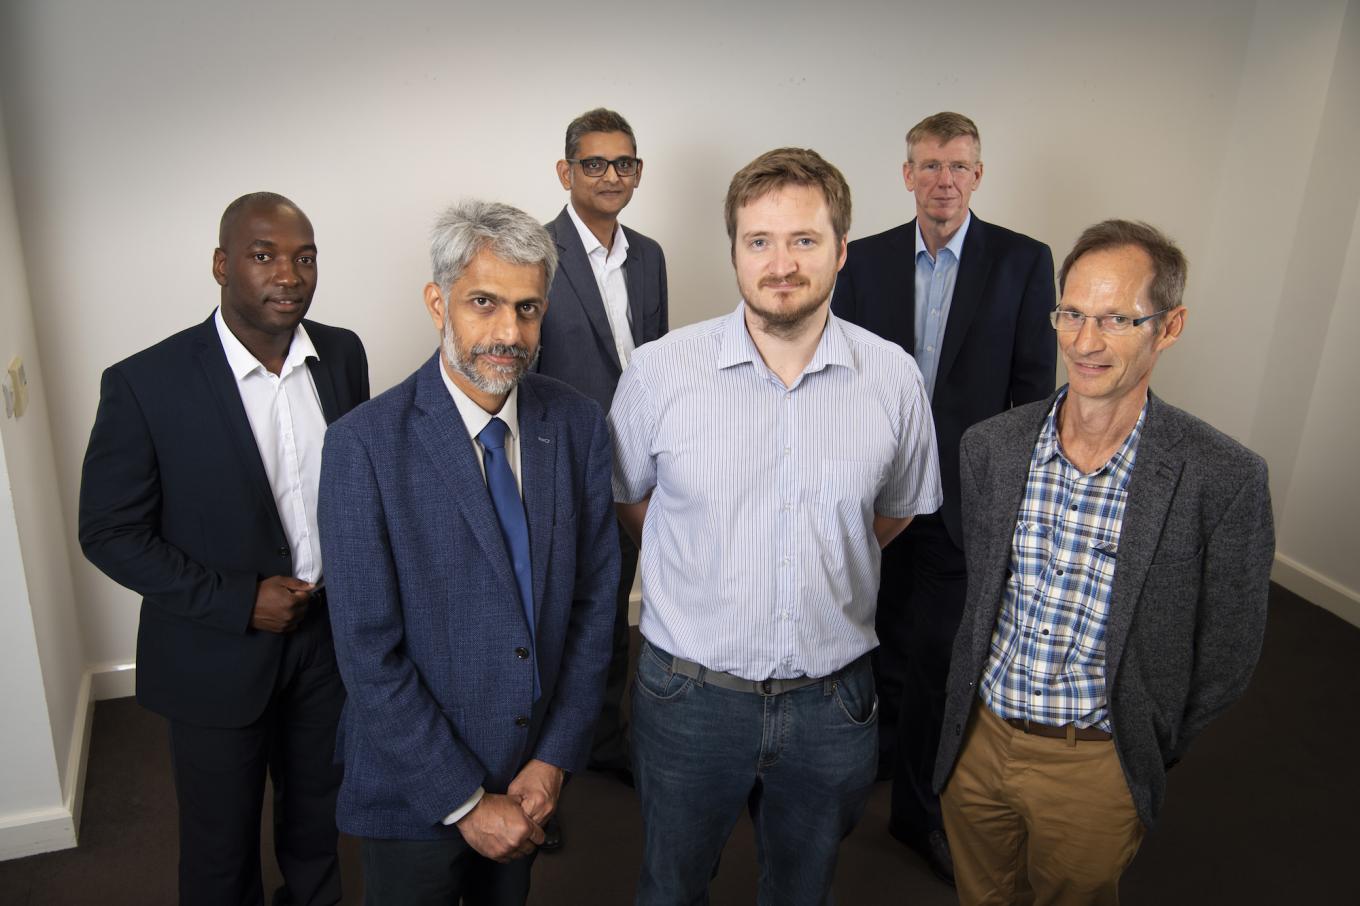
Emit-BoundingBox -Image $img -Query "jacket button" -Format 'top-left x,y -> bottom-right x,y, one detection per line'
276,546 -> 289,556
955,724 -> 962,736
514,647 -> 530,659
514,716 -> 530,728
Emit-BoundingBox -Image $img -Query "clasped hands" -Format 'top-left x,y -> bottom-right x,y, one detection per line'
456,759 -> 565,862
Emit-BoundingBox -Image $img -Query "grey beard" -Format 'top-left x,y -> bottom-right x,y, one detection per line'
442,331 -> 539,396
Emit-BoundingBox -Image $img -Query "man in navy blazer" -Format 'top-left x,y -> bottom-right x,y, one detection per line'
319,199 -> 617,904
831,112 -> 1055,881
79,192 -> 369,906
539,107 -> 668,786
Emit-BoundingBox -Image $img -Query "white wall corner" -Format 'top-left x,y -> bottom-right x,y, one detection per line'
1273,554 -> 1360,629
90,661 -> 135,701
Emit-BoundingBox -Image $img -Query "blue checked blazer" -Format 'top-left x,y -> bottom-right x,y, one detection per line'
934,389 -> 1274,828
318,354 -> 618,840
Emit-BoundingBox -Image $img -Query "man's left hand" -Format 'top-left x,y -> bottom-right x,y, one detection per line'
507,759 -> 565,826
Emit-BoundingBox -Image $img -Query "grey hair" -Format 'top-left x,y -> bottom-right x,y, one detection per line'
1059,219 -> 1188,311
430,199 -> 558,294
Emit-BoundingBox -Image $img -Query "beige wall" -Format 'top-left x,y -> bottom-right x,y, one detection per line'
0,0 -> 1356,843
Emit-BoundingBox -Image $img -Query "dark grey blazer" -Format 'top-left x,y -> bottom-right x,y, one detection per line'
934,389 -> 1275,827
539,206 -> 668,414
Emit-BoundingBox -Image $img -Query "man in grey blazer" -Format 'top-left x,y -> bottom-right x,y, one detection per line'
539,108 -> 668,796
934,220 -> 1274,906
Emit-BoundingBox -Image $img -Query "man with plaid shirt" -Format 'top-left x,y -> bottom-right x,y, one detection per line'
934,220 -> 1274,906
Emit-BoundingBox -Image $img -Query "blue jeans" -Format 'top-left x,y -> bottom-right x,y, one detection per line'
631,641 -> 879,906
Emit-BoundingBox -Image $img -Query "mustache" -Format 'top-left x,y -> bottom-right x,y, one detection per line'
470,343 -> 531,360
759,276 -> 809,288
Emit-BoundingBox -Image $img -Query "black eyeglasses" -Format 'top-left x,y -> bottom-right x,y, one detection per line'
567,156 -> 641,178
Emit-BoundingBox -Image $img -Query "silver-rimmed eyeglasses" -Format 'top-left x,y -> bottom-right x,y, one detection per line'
1049,307 -> 1173,335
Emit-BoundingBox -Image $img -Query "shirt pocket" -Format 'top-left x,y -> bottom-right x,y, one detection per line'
815,459 -> 887,541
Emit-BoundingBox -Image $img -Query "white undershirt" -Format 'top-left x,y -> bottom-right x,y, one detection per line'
213,309 -> 327,583
436,358 -> 523,825
566,202 -> 634,369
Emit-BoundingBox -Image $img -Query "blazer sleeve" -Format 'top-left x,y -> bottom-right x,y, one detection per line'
319,420 -> 488,820
78,365 -> 257,634
1008,242 -> 1057,407
1173,457 -> 1274,762
529,409 -> 620,771
656,245 -> 670,338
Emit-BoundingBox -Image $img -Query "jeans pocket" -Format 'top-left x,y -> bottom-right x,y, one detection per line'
831,667 -> 879,727
633,644 -> 694,702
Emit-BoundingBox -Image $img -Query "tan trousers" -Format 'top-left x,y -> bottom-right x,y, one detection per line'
941,703 -> 1146,906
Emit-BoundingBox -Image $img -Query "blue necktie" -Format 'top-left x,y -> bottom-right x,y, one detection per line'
478,417 -> 539,700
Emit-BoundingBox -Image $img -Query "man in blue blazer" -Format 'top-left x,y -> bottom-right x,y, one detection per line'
319,199 -> 618,904
80,192 -> 369,906
539,108 -> 668,789
934,220 -> 1272,904
831,112 -> 1055,882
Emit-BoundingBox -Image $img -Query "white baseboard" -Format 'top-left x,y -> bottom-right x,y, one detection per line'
0,671 -> 94,861
90,661 -> 135,701
1273,553 -> 1360,628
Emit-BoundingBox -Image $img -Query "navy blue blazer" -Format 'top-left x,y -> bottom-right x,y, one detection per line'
79,315 -> 369,727
832,214 -> 1056,545
318,355 -> 619,840
538,205 -> 668,414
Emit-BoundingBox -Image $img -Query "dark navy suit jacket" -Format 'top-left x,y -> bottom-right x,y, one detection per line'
79,315 -> 369,727
832,213 -> 1056,545
318,355 -> 618,840
538,205 -> 668,414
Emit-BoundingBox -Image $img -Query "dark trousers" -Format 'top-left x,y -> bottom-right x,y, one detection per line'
875,514 -> 968,845
589,525 -> 638,768
168,603 -> 345,906
360,836 -> 535,906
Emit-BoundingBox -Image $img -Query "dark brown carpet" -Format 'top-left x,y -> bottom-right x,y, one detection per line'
1,583 -> 1355,904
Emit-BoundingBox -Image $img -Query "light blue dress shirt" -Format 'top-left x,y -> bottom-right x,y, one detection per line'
609,304 -> 943,680
914,212 -> 971,400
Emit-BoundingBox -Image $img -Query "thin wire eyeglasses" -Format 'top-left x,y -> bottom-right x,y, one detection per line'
1049,307 -> 1174,335
566,156 -> 641,178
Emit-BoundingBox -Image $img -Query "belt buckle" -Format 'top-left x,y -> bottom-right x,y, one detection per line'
760,678 -> 773,695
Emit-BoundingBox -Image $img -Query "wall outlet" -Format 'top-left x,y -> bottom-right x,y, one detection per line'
5,356 -> 27,419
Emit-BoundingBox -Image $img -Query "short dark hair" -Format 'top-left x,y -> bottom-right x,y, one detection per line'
564,108 -> 637,159
724,148 -> 852,251
905,112 -> 981,161
218,191 -> 305,247
1059,220 -> 1189,311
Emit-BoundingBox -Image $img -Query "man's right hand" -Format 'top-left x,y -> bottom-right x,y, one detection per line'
456,793 -> 545,862
249,576 -> 314,633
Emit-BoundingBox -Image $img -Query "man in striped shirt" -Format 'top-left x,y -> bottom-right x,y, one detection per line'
609,148 -> 942,905
935,221 -> 1274,906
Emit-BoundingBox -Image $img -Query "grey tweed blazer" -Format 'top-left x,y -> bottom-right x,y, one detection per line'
933,388 -> 1275,828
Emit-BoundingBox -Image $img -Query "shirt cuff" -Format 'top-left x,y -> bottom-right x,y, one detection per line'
441,787 -> 486,826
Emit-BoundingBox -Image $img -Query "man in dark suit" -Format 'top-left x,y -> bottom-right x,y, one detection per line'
79,192 -> 369,906
934,220 -> 1273,905
318,199 -> 617,905
831,111 -> 1055,881
539,107 -> 668,789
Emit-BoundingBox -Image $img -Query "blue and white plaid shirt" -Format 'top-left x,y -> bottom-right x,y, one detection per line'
981,389 -> 1146,731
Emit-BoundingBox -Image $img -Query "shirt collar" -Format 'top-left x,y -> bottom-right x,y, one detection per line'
214,307 -> 317,381
566,203 -> 629,266
915,211 -> 971,264
1036,387 -> 1148,480
437,354 -> 520,444
716,302 -> 855,377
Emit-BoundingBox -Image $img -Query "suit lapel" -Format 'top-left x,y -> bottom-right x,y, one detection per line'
553,207 -> 622,372
517,379 -> 557,631
623,232 -> 646,348
886,222 -> 917,354
192,317 -> 285,530
303,335 -> 342,423
410,355 -> 520,600
936,213 -> 991,391
1104,394 -> 1185,681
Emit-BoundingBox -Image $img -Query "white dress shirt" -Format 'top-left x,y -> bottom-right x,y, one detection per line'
214,309 -> 327,583
567,202 -> 634,369
436,359 -> 523,825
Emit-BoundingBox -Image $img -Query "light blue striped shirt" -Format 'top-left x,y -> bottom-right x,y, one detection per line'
609,304 -> 942,680
914,212 -> 970,399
